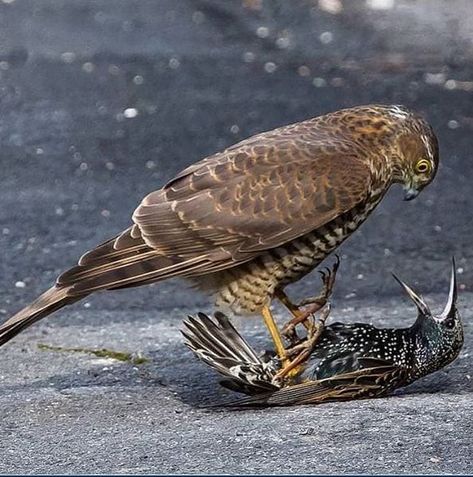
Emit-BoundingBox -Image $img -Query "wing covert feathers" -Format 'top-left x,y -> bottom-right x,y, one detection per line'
54,126 -> 374,302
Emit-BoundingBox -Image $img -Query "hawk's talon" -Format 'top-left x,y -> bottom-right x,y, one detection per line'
281,323 -> 299,344
276,257 -> 339,350
297,296 -> 326,308
276,305 -> 331,380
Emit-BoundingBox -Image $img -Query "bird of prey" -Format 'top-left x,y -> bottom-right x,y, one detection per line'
0,104 -> 439,372
183,260 -> 463,407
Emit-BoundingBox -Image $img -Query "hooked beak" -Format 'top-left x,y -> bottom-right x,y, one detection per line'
392,272 -> 430,316
439,257 -> 457,320
403,185 -> 420,201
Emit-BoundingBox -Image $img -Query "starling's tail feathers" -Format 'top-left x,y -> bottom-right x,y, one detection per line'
0,287 -> 82,346
182,312 -> 280,395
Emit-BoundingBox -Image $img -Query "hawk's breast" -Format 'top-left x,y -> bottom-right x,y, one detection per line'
201,189 -> 385,315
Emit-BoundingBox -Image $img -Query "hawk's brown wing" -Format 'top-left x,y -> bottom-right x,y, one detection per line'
138,143 -> 372,256
222,359 -> 409,407
59,131 -> 373,294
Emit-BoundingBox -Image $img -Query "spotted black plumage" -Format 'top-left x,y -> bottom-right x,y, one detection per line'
183,261 -> 463,407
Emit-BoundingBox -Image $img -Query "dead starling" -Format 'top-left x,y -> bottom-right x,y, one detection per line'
183,260 -> 463,407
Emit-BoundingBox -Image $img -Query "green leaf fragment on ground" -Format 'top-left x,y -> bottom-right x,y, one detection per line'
37,343 -> 149,364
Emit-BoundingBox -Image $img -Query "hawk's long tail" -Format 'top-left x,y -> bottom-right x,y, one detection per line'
182,312 -> 280,395
0,226 -> 222,347
0,287 -> 83,346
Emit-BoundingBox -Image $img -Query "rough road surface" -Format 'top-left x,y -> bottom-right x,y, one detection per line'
1,1 -> 472,474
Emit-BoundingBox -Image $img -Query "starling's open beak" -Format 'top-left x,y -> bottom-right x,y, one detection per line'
392,273 -> 430,316
439,258 -> 457,321
403,185 -> 420,201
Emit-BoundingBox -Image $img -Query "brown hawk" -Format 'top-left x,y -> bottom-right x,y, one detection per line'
0,104 -> 439,368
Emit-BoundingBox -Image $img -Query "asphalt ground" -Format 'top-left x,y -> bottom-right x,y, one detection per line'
0,0 -> 472,474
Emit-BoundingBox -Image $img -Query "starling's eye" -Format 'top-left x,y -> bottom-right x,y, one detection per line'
415,159 -> 431,174
443,316 -> 455,329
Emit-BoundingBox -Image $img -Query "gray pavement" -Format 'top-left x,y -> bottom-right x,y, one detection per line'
1,0 -> 473,474
1,299 -> 472,474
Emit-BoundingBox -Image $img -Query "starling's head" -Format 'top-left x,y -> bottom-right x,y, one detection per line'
393,259 -> 463,373
387,105 -> 439,200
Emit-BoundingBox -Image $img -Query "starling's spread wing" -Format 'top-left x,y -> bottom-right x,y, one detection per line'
223,358 -> 409,407
58,126 -> 373,294
182,312 -> 279,395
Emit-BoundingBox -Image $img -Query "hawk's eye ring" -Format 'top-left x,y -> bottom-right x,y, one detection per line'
415,159 -> 431,174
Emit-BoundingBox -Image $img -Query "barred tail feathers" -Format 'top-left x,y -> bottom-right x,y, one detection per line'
0,287 -> 80,346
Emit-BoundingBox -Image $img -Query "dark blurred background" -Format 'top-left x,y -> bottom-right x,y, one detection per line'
1,0 -> 472,315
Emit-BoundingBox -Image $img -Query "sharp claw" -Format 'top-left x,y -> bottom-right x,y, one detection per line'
282,323 -> 298,341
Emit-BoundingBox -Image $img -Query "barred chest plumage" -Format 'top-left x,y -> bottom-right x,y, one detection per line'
205,187 -> 387,315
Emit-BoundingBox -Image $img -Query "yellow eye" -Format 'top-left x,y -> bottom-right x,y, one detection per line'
415,159 -> 431,174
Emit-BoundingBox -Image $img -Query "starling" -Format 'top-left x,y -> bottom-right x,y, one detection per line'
0,104 -> 439,370
183,261 -> 463,407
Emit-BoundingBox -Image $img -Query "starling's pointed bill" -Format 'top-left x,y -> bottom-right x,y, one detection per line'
439,257 -> 457,321
392,273 -> 430,316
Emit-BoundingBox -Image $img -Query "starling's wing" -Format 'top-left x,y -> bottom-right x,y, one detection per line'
182,312 -> 262,365
222,358 -> 409,407
57,122 -> 373,295
182,312 -> 279,395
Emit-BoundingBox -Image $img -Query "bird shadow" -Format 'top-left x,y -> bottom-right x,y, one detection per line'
0,339 -> 237,407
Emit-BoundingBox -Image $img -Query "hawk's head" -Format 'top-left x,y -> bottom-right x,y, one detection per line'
387,105 -> 439,201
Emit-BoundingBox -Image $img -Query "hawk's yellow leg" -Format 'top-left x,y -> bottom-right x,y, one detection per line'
262,303 -> 305,381
261,305 -> 289,366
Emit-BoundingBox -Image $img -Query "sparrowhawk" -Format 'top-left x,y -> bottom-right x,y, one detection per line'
0,104 -> 439,372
